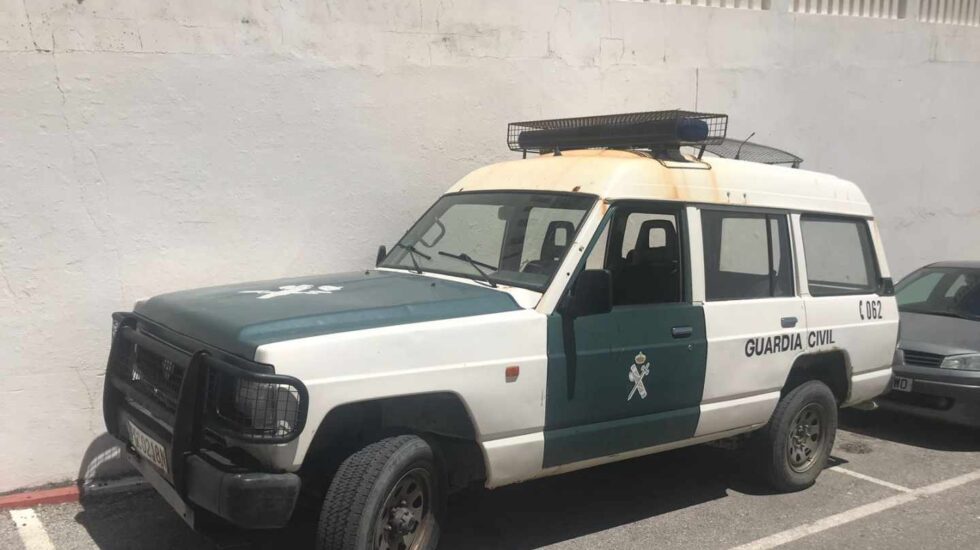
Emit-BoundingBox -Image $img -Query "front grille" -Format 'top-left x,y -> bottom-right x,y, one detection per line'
107,329 -> 188,420
903,349 -> 944,367
133,347 -> 186,411
107,315 -> 308,445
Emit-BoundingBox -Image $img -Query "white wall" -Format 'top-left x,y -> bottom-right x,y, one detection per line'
1,0 -> 978,492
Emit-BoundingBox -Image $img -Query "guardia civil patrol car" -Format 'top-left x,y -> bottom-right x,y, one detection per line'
102,111 -> 900,550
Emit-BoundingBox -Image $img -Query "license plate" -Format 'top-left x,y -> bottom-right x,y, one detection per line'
891,376 -> 913,393
128,421 -> 169,474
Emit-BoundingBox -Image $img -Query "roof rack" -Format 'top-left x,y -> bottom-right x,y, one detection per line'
508,110 -> 728,160
700,138 -> 803,168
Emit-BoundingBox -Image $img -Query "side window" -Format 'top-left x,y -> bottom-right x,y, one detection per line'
800,216 -> 878,297
621,213 -> 675,258
581,205 -> 684,306
944,274 -> 969,298
702,211 -> 794,301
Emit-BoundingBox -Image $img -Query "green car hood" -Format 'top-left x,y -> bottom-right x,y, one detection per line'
134,270 -> 521,358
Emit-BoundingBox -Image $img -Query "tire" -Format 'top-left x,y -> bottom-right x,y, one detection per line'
316,435 -> 445,550
751,380 -> 838,493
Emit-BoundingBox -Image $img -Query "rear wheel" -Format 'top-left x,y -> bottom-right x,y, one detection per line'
316,435 -> 444,550
752,380 -> 838,492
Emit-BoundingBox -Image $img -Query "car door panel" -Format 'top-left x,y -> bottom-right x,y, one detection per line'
541,203 -> 707,468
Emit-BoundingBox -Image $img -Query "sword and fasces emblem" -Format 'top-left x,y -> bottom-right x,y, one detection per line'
239,284 -> 343,299
628,352 -> 651,401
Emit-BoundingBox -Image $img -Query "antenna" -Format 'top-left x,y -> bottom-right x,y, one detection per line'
735,132 -> 756,160
702,137 -> 803,168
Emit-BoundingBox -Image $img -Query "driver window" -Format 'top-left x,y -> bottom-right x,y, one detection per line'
582,205 -> 684,306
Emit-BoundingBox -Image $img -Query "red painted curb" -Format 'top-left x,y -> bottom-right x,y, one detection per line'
0,485 -> 80,510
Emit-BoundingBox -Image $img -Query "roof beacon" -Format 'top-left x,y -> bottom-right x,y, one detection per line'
508,110 -> 728,161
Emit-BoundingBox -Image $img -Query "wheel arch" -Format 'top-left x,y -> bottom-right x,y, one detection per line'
782,350 -> 852,405
298,391 -> 488,496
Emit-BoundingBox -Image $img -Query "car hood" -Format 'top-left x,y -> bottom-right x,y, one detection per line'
135,270 -> 521,359
899,311 -> 979,355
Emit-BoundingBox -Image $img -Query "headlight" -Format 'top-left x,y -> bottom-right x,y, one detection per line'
232,378 -> 300,436
940,354 -> 980,371
210,371 -> 307,442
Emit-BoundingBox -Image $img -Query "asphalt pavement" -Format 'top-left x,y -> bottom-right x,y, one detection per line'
3,409 -> 979,549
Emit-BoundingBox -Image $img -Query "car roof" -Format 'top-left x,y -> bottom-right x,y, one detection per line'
923,261 -> 980,270
449,149 -> 873,217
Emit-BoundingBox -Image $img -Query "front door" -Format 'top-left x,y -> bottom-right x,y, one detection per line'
542,202 -> 708,468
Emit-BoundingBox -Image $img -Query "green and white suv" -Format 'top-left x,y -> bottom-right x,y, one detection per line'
102,111 -> 899,549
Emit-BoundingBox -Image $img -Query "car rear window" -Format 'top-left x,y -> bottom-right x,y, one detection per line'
800,216 -> 878,297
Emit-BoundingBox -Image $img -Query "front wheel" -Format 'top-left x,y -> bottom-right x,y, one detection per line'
316,435 -> 445,550
751,380 -> 838,492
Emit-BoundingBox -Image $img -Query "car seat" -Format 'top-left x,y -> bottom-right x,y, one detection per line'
614,220 -> 680,305
523,220 -> 575,275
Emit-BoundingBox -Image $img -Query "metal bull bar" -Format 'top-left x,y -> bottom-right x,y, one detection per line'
102,313 -> 308,501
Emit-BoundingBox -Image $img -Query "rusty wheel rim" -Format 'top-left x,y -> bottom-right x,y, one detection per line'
374,468 -> 431,550
788,403 -> 824,473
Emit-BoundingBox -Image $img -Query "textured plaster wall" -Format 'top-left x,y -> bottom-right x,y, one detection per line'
1,0 -> 979,492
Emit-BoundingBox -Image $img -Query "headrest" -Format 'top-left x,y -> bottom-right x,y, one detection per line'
541,221 -> 575,261
956,284 -> 980,314
626,220 -> 678,265
636,220 -> 677,251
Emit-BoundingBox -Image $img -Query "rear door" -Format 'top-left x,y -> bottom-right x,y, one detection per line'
542,202 -> 708,468
796,215 -> 898,402
696,208 -> 806,436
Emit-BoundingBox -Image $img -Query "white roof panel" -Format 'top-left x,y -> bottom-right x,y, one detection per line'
449,150 -> 872,217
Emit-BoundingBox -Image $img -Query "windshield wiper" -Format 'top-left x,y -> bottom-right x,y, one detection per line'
391,243 -> 431,274
438,251 -> 498,288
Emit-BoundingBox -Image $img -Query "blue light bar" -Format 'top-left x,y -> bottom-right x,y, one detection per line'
507,110 -> 728,154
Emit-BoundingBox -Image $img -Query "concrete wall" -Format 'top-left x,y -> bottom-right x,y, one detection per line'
1,0 -> 978,492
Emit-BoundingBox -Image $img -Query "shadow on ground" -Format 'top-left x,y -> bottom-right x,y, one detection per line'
840,407 -> 980,452
439,444 -> 765,549
74,407 -> 977,550
74,444 -> 764,550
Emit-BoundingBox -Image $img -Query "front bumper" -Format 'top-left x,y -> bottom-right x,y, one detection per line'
125,441 -> 300,529
881,364 -> 980,427
103,313 -> 307,530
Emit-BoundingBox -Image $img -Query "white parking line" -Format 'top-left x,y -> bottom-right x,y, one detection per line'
9,509 -> 55,550
827,466 -> 913,493
731,469 -> 980,550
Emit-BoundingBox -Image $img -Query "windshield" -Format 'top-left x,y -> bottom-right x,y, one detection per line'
897,266 -> 980,321
381,192 -> 597,291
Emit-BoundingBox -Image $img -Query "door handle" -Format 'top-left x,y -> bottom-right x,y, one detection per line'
671,326 -> 693,339
781,316 -> 798,328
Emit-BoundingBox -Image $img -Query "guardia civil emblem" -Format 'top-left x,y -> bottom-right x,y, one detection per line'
628,352 -> 651,401
239,284 -> 343,299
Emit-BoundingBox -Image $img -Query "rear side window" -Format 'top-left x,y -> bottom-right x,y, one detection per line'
702,211 -> 794,301
800,216 -> 878,296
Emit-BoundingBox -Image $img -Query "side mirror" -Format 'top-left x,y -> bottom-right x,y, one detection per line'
376,245 -> 388,267
878,277 -> 895,296
565,269 -> 613,318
